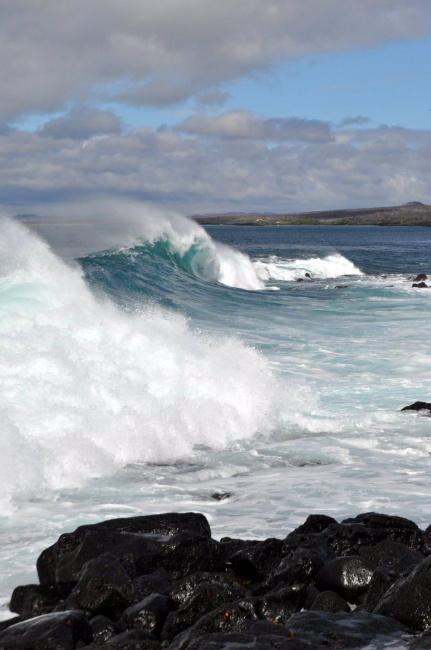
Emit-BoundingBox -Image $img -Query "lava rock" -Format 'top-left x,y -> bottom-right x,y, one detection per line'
413,282 -> 428,288
86,628 -> 161,649
402,402 -> 431,412
228,538 -> 284,582
270,542 -> 334,589
413,274 -> 428,282
162,580 -> 243,642
315,555 -> 376,601
356,567 -> 399,612
0,610 -> 92,650
374,555 -> 431,630
10,583 -> 58,617
359,540 -> 424,574
121,593 -> 176,637
36,512 -> 211,588
133,568 -> 173,601
64,553 -> 137,619
89,615 -> 118,643
321,512 -> 425,555
310,590 -> 350,613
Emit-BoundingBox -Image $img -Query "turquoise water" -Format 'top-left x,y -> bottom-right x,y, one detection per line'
1,217 -> 431,619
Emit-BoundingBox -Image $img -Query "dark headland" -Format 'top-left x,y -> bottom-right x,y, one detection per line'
192,201 -> 431,226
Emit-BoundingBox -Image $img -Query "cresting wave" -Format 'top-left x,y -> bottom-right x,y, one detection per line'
1,218 -> 319,514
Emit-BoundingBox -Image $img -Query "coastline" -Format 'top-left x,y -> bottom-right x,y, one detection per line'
1,510 -> 431,649
192,201 -> 431,227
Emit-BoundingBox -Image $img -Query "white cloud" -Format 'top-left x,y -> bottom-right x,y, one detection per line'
1,1 -> 430,119
176,111 -> 333,142
1,121 -> 430,215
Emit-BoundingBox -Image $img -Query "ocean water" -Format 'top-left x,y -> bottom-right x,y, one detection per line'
1,215 -> 431,619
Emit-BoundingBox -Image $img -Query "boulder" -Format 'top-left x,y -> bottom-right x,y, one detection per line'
374,555 -> 431,630
0,610 -> 92,650
121,593 -> 176,637
402,402 -> 431,413
310,590 -> 350,613
359,540 -> 424,574
315,555 -> 376,601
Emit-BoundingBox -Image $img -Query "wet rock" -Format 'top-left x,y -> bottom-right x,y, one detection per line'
356,567 -> 399,612
169,572 -> 240,606
315,555 -> 376,601
162,580 -> 243,642
64,553 -> 136,619
133,568 -> 173,600
89,614 -> 118,643
37,512 -> 211,588
185,627 -> 311,650
168,602 -> 256,650
9,583 -> 58,617
86,628 -> 161,649
228,538 -> 284,582
321,512 -> 425,555
210,492 -> 231,501
0,610 -> 92,650
413,274 -> 428,282
270,542 -> 334,589
359,539 -> 424,574
374,555 -> 431,630
413,282 -> 428,288
219,537 -> 259,558
310,590 -> 350,613
305,273 -> 311,278
121,593 -> 176,637
402,401 -> 431,412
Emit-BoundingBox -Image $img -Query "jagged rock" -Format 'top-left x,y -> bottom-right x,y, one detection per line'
37,512 -> 211,588
86,628 -> 161,649
310,590 -> 350,613
162,580 -> 242,642
356,567 -> 399,612
359,540 -> 424,574
321,512 -> 426,555
413,274 -> 428,282
10,583 -> 58,617
269,541 -> 334,589
402,402 -> 431,412
374,555 -> 431,630
0,610 -> 92,650
219,537 -> 259,558
121,593 -> 176,637
133,568 -> 173,601
89,615 -> 118,643
64,553 -> 136,619
228,538 -> 284,582
315,555 -> 376,601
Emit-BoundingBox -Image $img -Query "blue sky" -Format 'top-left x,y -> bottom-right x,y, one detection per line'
1,1 -> 431,216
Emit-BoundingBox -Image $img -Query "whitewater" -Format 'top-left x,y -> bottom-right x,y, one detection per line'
1,214 -> 431,620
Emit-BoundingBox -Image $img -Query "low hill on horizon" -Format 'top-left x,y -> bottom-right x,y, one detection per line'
192,201 -> 431,226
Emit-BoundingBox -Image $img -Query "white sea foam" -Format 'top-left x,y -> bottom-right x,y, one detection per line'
0,218 -> 311,513
253,253 -> 363,282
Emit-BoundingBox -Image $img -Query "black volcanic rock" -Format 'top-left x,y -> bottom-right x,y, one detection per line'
402,401 -> 431,412
0,610 -> 92,649
374,555 -> 431,630
315,556 -> 376,601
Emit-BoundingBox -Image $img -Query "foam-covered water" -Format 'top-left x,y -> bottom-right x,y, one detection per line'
1,217 -> 431,619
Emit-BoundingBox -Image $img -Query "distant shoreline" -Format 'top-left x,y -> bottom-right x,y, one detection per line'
192,201 -> 431,227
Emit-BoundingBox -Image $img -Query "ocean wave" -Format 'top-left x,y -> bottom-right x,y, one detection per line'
253,253 -> 363,282
0,218 -> 306,513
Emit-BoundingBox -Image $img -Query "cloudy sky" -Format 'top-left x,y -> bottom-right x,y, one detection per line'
1,0 -> 431,217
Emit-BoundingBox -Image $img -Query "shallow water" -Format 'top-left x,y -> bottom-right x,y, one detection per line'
1,218 -> 431,619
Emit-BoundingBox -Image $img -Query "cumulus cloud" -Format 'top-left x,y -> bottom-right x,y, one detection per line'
1,1 -> 431,119
39,107 -> 121,139
0,120 -> 430,215
176,111 -> 333,142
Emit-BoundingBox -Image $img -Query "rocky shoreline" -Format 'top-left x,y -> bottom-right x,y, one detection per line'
2,511 -> 431,649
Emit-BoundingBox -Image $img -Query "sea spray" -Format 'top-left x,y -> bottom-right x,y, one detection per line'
0,218 -> 295,513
